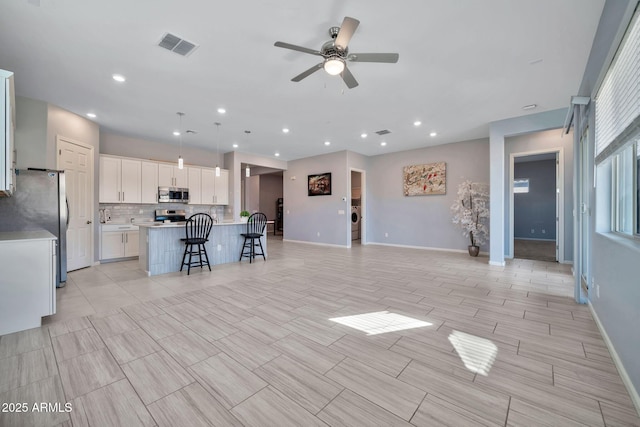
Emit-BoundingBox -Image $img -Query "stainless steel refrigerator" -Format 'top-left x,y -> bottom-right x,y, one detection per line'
0,169 -> 67,287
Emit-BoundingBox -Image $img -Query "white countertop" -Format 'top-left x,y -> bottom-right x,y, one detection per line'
0,230 -> 57,242
137,221 -> 246,228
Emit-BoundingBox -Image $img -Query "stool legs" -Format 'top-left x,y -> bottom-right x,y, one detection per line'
181,242 -> 212,275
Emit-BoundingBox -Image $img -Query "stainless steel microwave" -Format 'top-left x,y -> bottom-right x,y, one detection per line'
158,187 -> 189,203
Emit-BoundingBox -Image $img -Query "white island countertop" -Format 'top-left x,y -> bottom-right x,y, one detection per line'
136,221 -> 247,228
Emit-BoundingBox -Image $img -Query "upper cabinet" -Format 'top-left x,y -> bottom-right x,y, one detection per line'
0,70 -> 15,196
99,156 -> 141,203
140,161 -> 158,204
158,164 -> 187,188
99,154 -> 228,205
201,168 -> 228,205
215,169 -> 229,205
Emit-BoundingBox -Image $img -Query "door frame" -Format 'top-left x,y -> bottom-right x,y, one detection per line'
508,147 -> 564,262
348,168 -> 366,247
56,135 -> 94,269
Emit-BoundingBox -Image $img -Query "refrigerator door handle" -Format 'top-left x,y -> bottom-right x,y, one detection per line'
65,198 -> 70,226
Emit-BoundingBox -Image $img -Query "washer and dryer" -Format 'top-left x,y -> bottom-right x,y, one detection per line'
351,205 -> 361,240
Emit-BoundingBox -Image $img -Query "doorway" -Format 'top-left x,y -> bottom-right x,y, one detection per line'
57,136 -> 94,271
509,148 -> 564,262
350,169 -> 365,246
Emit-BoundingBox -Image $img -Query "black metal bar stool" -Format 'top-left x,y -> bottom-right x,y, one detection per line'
180,213 -> 213,275
239,212 -> 267,263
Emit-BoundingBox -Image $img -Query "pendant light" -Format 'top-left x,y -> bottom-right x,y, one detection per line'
214,122 -> 221,177
176,112 -> 185,169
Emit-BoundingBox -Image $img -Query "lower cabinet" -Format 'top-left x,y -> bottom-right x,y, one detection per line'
0,231 -> 56,335
100,225 -> 139,260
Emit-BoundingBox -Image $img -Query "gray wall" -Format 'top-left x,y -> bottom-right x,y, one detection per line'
14,97 -> 101,262
100,132 -> 222,168
259,174 -> 283,221
14,96 -> 47,169
367,139 -> 490,251
284,151 -> 348,246
514,159 -> 557,240
582,0 -> 640,400
505,128 -> 574,261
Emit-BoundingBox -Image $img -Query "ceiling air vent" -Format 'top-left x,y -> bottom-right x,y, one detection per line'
375,129 -> 391,135
158,33 -> 198,57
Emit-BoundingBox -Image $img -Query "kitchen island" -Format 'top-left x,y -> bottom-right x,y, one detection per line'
138,221 -> 265,276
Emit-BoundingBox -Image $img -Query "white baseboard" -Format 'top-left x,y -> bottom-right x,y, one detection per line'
282,239 -> 348,248
514,237 -> 556,242
589,302 -> 640,416
367,242 -> 479,255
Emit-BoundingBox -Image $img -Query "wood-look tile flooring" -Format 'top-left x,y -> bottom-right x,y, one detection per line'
1,237 -> 639,426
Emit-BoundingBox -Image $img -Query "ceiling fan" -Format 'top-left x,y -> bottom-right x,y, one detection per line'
274,16 -> 399,89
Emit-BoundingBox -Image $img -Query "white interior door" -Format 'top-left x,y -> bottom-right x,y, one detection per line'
58,137 -> 93,271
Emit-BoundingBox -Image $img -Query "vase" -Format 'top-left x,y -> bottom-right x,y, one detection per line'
468,245 -> 480,257
240,217 -> 248,223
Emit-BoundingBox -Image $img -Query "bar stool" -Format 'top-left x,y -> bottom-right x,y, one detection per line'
239,212 -> 267,263
180,213 -> 213,275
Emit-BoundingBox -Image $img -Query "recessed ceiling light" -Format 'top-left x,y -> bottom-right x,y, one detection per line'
275,152 -> 280,157
324,141 -> 331,146
86,113 -> 96,118
217,108 -> 226,114
232,143 -> 238,148
282,128 -> 290,133
173,131 -> 180,136
430,132 -> 437,137
522,104 -> 537,110
380,142 -> 387,146
112,74 -> 126,82
413,121 -> 422,127
361,133 -> 367,138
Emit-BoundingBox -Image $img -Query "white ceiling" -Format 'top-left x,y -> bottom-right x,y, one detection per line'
0,0 -> 604,161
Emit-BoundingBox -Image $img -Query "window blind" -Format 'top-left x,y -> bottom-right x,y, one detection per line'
595,9 -> 640,164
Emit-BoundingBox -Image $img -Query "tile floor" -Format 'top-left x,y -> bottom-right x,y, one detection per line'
1,236 -> 639,426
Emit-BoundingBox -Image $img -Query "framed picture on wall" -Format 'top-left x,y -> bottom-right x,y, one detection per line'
308,173 -> 332,196
403,162 -> 446,196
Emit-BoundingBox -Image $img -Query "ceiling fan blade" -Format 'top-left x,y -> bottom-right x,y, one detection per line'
334,16 -> 360,49
274,41 -> 321,56
291,63 -> 324,82
341,66 -> 359,89
348,53 -> 399,63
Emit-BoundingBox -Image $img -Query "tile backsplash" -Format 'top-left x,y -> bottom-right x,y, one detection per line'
99,203 -> 227,223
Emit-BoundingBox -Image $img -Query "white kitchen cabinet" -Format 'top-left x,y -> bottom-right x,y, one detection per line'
0,69 -> 15,197
214,168 -> 229,205
188,167 -> 201,204
200,167 -> 228,205
201,167 -> 215,204
100,224 -> 139,260
0,231 -> 56,336
141,161 -> 158,203
99,155 -> 141,203
158,163 -> 187,188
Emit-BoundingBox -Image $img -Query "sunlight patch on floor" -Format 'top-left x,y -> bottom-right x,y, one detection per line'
448,330 -> 498,376
329,311 -> 432,335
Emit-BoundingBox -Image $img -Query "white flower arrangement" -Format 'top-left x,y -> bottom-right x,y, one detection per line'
451,180 -> 490,247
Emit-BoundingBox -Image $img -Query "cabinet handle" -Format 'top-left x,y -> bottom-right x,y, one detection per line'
123,191 -> 125,201
126,234 -> 128,244
121,233 -> 124,243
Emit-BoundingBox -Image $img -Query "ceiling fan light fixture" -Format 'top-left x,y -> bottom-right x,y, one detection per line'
324,58 -> 345,76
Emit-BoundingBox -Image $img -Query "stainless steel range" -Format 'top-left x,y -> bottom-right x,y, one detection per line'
154,209 -> 187,223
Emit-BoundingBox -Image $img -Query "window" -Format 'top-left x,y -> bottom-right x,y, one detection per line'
513,178 -> 529,194
637,143 -> 640,235
611,143 -> 638,235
